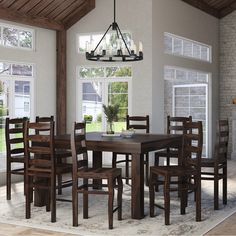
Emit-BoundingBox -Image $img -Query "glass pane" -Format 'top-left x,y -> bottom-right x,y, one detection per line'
183,40 -> 192,57
0,80 -> 10,154
14,81 -> 30,118
201,46 -> 209,61
79,35 -> 90,53
193,44 -> 201,59
3,27 -> 18,47
164,34 -> 172,54
106,67 -> 132,77
19,30 -> 32,49
164,67 -> 175,80
173,38 -> 182,55
82,82 -> 102,132
0,62 -> 11,75
12,64 -> 33,76
108,82 -> 128,132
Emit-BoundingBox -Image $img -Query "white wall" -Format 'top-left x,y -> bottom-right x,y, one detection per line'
66,0 -> 153,132
152,0 -> 219,155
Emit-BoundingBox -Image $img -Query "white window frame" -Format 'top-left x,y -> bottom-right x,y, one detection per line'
172,83 -> 209,157
164,32 -> 212,63
0,22 -> 35,51
76,65 -> 132,131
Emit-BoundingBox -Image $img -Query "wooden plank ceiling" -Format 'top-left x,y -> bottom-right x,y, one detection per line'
182,0 -> 236,18
0,0 -> 95,30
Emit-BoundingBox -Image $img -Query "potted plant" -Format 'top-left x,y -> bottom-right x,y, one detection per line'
102,104 -> 119,134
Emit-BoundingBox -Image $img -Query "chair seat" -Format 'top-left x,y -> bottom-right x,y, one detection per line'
77,167 -> 122,179
201,157 -> 226,167
150,165 -> 197,177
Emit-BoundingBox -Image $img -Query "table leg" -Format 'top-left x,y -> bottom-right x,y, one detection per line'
92,151 -> 103,189
131,153 -> 144,219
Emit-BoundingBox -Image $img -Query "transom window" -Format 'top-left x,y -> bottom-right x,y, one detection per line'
164,32 -> 211,62
78,66 -> 132,132
78,32 -> 132,54
0,22 -> 34,50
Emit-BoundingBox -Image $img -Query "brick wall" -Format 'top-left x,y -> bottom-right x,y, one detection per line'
220,11 -> 236,158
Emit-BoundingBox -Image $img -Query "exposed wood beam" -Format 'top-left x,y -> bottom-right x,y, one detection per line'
56,29 -> 67,135
64,0 -> 95,30
182,0 -> 220,18
220,0 -> 236,18
0,6 -> 64,30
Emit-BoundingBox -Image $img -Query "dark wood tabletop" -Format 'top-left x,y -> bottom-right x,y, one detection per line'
54,132 -> 183,220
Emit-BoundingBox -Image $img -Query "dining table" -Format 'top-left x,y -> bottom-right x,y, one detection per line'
34,132 -> 183,220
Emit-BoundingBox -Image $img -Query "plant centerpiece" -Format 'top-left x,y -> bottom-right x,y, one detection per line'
103,104 -> 119,134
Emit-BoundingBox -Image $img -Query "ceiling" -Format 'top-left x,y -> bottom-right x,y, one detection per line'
182,0 -> 236,18
0,0 -> 95,30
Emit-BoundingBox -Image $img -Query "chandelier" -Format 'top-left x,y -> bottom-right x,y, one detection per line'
86,0 -> 143,62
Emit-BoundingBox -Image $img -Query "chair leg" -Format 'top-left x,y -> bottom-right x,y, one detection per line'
180,176 -> 187,215
195,175 -> 201,222
154,154 -> 160,192
117,176 -> 123,221
112,153 -> 117,168
164,175 -> 170,225
6,161 -> 11,200
72,179 -> 78,227
24,163 -> 26,196
223,164 -> 227,205
46,179 -> 51,212
145,153 -> 149,186
51,175 -> 56,223
125,154 -> 130,185
108,178 -> 114,229
83,178 -> 88,219
149,172 -> 155,217
25,175 -> 31,219
57,174 -> 62,195
214,166 -> 219,210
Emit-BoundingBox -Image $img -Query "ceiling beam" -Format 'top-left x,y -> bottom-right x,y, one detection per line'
64,0 -> 95,30
219,0 -> 236,18
0,6 -> 64,30
181,0 -> 220,18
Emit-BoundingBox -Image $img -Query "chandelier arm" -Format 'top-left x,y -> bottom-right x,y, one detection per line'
93,24 -> 112,53
116,23 -> 131,55
114,0 -> 116,23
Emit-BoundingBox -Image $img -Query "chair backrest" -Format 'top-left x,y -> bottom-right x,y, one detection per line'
36,116 -> 54,123
126,115 -> 149,133
71,122 -> 88,174
215,120 -> 229,161
182,121 -> 203,170
24,121 -> 55,171
167,116 -> 192,135
5,117 -> 28,159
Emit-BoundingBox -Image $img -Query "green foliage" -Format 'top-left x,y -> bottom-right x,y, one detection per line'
102,104 -> 119,123
96,113 -> 102,122
84,114 -> 93,123
0,105 -> 8,125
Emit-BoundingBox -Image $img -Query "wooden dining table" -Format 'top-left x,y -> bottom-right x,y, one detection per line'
52,132 -> 183,220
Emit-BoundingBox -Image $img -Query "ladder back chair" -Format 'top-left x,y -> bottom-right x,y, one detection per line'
154,116 -> 192,191
5,117 -> 28,200
71,122 -> 123,229
112,115 -> 150,185
149,121 -> 203,225
201,119 -> 229,210
24,120 -> 72,222
36,116 -> 72,195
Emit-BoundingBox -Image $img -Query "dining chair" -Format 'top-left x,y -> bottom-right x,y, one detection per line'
36,116 -> 72,195
149,121 -> 203,225
154,116 -> 192,191
5,117 -> 28,200
112,115 -> 150,186
24,120 -> 72,222
201,120 -> 229,210
71,122 -> 123,229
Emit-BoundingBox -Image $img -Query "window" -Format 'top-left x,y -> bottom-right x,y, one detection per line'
78,66 -> 132,132
164,33 -> 211,62
0,61 -> 35,171
0,22 -> 34,50
78,32 -> 132,54
164,66 -> 209,157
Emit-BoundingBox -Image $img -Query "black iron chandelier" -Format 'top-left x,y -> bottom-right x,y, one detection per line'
86,0 -> 143,62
